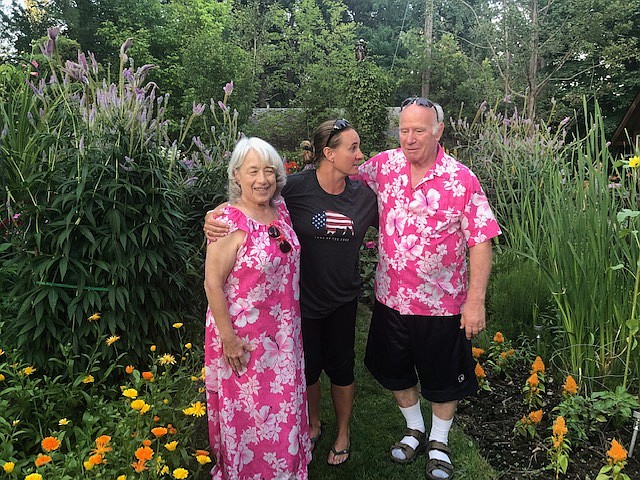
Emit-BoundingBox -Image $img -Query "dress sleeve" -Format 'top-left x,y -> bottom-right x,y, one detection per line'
277,200 -> 294,228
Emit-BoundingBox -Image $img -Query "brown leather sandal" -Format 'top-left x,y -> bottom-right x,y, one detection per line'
389,428 -> 427,464
425,440 -> 454,479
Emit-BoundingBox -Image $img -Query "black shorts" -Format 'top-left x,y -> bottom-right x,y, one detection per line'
302,299 -> 357,387
364,300 -> 478,403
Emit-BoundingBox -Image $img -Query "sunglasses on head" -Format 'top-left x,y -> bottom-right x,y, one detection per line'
268,224 -> 292,253
400,97 -> 442,121
324,118 -> 351,149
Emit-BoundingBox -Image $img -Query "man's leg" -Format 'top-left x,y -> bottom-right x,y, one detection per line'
327,382 -> 354,465
427,400 -> 457,479
390,386 -> 426,461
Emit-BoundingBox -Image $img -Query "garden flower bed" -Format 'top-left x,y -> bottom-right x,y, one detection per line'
457,357 -> 640,479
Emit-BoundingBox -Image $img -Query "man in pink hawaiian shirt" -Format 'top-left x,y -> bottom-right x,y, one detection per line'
358,97 -> 501,480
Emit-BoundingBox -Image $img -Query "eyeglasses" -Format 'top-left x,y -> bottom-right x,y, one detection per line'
400,97 -> 442,121
324,118 -> 351,149
268,225 -> 292,253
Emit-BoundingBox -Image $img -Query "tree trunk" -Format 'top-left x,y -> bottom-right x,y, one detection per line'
526,0 -> 539,119
421,0 -> 433,98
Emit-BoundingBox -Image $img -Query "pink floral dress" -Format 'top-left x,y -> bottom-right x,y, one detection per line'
205,202 -> 312,480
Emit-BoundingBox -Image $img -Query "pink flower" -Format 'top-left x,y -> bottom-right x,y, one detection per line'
365,241 -> 376,249
223,81 -> 234,95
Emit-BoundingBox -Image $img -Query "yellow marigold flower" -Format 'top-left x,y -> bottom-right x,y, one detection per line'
3,462 -> 15,473
185,343 -> 192,350
34,454 -> 52,466
563,375 -> 578,395
159,354 -> 176,366
25,474 -> 43,480
122,388 -> 138,399
88,453 -> 104,466
59,418 -> 69,426
196,454 -> 212,465
165,441 -> 179,452
474,362 -> 486,379
161,465 -> 170,474
190,376 -> 199,382
23,366 -> 36,375
12,420 -> 20,426
151,427 -> 168,438
135,446 -> 154,461
106,335 -> 120,346
531,356 -> 545,374
131,399 -> 146,411
41,436 -> 61,452
117,476 -> 127,480
140,403 -> 151,414
552,416 -> 568,437
82,374 -> 95,384
528,410 -> 543,424
125,365 -> 135,374
527,373 -> 539,388
629,155 -> 640,168
0,374 -> 5,381
493,332 -> 504,343
472,347 -> 485,359
607,438 -> 627,464
0,348 -> 4,356
150,345 -> 157,352
142,371 -> 154,381
87,312 -> 101,322
173,467 -> 189,479
173,323 -> 183,329
183,401 -> 206,417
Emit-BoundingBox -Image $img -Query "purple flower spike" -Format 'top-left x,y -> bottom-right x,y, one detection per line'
218,100 -> 228,112
223,81 -> 234,95
40,38 -> 55,58
120,38 -> 134,57
559,117 -> 570,127
47,26 -> 60,40
192,102 -> 205,116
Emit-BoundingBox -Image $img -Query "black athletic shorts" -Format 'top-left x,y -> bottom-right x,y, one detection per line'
302,299 -> 357,387
364,300 -> 478,402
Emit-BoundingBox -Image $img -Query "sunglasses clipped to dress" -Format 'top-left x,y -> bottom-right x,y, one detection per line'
400,97 -> 443,122
324,118 -> 351,148
268,224 -> 292,253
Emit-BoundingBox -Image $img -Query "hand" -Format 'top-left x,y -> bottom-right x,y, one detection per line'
221,335 -> 256,376
460,299 -> 486,340
203,204 -> 231,241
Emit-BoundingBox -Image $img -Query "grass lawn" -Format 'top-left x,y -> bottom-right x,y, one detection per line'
308,303 -> 497,480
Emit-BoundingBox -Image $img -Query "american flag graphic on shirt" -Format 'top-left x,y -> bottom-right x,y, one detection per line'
311,210 -> 354,235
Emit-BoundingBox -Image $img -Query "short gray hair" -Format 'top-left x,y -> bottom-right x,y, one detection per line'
227,137 -> 286,205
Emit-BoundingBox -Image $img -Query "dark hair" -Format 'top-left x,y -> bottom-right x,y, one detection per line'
306,119 -> 354,164
300,140 -> 314,165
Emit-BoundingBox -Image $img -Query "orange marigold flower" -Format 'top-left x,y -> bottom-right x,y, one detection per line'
142,439 -> 152,447
531,356 -> 545,374
95,435 -> 111,447
553,436 -> 563,449
505,348 -> 515,357
528,410 -> 543,424
472,347 -> 485,359
196,450 -> 209,457
151,427 -> 168,438
132,459 -> 148,472
135,445 -> 154,461
92,435 -> 113,455
125,365 -> 135,374
153,415 -> 161,422
169,426 -> 177,435
563,375 -> 578,395
527,373 -> 539,388
607,438 -> 627,464
552,416 -> 568,437
35,454 -> 52,467
474,362 -> 486,379
142,371 -> 154,381
493,332 -> 504,343
88,454 -> 104,466
41,436 -> 61,452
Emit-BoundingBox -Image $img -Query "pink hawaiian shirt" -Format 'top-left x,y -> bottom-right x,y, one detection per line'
358,145 -> 501,316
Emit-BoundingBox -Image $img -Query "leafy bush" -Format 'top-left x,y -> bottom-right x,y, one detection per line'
0,33 -> 236,376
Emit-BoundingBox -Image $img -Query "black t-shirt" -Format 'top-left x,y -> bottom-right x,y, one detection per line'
282,169 -> 378,319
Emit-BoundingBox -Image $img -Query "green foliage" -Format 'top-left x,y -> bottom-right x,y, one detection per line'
243,108 -> 312,151
358,227 -> 378,308
0,38 -> 236,377
345,61 -> 391,155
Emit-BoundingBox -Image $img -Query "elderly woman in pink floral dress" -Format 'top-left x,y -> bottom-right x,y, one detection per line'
204,136 -> 312,479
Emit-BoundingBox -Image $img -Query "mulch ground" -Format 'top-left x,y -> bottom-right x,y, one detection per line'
456,362 -> 640,479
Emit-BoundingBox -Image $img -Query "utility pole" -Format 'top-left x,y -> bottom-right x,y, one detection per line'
421,0 -> 434,98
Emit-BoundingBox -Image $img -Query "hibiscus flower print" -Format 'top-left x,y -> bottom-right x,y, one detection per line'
397,234 -> 424,261
229,298 -> 259,327
385,207 -> 407,236
409,188 -> 440,216
261,331 -> 294,369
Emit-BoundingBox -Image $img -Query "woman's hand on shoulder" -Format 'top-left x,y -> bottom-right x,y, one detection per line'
203,202 -> 231,241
